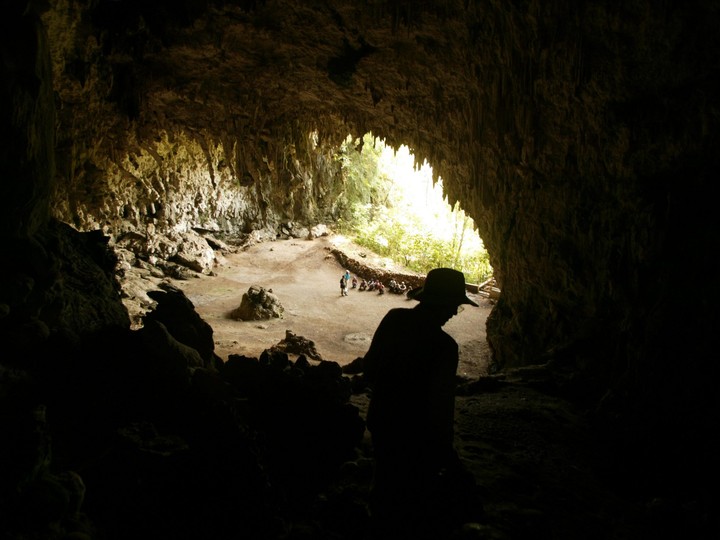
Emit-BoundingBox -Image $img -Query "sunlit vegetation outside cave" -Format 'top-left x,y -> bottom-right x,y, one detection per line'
334,133 -> 493,285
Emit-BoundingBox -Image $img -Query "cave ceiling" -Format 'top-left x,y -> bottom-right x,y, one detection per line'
44,0 -> 561,232
43,0 -> 718,249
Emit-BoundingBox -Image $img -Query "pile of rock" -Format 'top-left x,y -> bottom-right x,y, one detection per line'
230,285 -> 284,320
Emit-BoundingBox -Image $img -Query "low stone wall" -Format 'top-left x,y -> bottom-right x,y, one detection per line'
329,248 -> 424,290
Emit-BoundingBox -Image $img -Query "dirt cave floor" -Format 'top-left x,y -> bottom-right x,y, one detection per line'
175,234 -> 493,379
140,235 -> 647,539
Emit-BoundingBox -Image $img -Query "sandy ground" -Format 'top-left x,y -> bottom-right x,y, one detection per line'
174,234 -> 493,379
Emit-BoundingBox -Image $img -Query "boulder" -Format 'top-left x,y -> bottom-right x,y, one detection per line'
230,285 -> 284,321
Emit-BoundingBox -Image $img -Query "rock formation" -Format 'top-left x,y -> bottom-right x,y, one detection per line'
2,1 -> 718,538
266,329 -> 323,362
231,285 -> 285,320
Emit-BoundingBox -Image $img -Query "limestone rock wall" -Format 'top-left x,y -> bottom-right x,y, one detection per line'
42,2 -> 346,246
1,1 -> 55,236
50,128 -> 330,237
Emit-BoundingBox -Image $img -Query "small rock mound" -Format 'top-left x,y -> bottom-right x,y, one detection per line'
268,329 -> 323,361
230,285 -> 284,320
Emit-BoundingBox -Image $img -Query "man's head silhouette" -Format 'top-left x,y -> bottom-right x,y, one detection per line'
407,268 -> 478,307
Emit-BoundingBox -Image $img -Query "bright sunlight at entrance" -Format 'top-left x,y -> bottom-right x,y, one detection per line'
335,133 -> 492,285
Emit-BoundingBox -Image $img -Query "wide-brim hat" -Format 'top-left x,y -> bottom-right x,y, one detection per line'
407,268 -> 478,307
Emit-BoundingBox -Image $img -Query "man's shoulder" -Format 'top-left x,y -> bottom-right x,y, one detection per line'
383,306 -> 415,319
378,307 -> 419,327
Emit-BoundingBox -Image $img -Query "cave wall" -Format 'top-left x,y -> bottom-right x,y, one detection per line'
42,0 -> 353,242
1,1 -> 56,237
50,126 -> 343,238
2,0 -> 719,487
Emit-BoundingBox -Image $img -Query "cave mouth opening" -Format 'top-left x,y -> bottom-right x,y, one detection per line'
335,132 -> 493,286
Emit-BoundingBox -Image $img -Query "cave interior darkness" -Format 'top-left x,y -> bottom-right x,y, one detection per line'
1,1 -> 719,539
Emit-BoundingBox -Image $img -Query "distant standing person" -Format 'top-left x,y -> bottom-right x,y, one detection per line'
344,269 -> 351,284
363,268 -> 484,538
340,275 -> 348,296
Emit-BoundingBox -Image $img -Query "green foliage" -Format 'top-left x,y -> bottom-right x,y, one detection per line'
333,134 -> 393,223
335,133 -> 493,284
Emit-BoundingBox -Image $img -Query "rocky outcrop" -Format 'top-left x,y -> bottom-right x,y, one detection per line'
265,329 -> 323,362
231,285 -> 285,321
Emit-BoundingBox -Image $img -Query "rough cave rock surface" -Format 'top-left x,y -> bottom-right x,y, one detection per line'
231,285 -> 285,321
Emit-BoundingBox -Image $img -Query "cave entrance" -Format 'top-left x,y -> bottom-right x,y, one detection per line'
335,133 -> 492,286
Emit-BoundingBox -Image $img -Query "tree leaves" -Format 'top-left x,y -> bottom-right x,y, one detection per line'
336,133 -> 493,284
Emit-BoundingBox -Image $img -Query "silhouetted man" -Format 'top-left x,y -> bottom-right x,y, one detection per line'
363,268 -> 483,538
